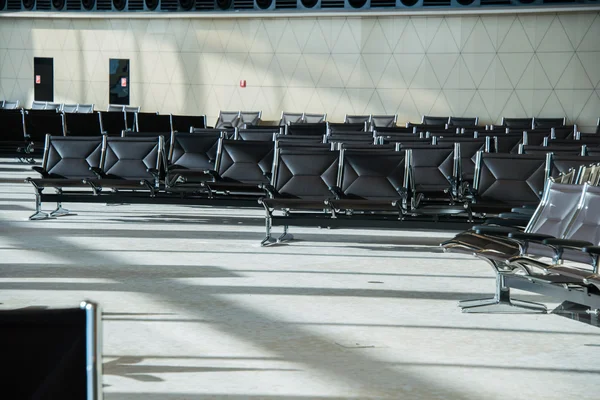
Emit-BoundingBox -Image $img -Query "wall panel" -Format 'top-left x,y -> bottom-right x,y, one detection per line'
0,13 -> 598,130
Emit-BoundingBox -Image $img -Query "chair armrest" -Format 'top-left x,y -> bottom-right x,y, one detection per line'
582,246 -> 600,255
328,186 -> 343,199
147,168 -> 161,179
473,226 -> 518,236
484,218 -> 527,227
31,166 -> 50,178
542,238 -> 594,249
259,183 -> 277,198
508,232 -> 555,241
89,166 -> 106,179
498,212 -> 531,220
510,207 -> 536,216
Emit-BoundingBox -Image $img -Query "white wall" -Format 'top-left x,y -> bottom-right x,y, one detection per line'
0,12 -> 599,130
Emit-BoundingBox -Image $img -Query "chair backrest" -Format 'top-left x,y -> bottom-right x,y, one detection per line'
494,133 -> 524,154
551,125 -> 576,140
520,145 -> 583,156
0,109 -> 25,141
136,112 -> 172,133
422,116 -> 449,126
216,139 -> 274,184
272,147 -> 339,200
42,135 -> 103,179
99,111 -> 126,137
280,112 -> 303,126
24,110 -> 65,142
76,104 -> 94,113
339,149 -> 407,200
548,154 -> 600,181
169,131 -> 222,168
31,101 -> 47,110
344,115 -> 370,124
239,111 -> 262,127
124,106 -> 141,113
370,115 -> 397,129
215,111 -> 240,129
303,113 -> 326,124
406,146 -> 456,197
533,117 -> 566,129
558,183 -> 600,246
501,117 -> 533,129
473,152 -> 547,206
171,114 -> 206,131
0,302 -> 102,400
107,104 -> 125,112
61,104 -> 78,113
328,122 -> 367,134
285,122 -> 327,136
524,131 -> 551,146
102,136 -> 163,181
64,112 -> 103,136
2,100 -> 19,109
326,134 -> 375,145
45,103 -> 61,111
449,117 -> 478,127
525,181 -> 585,238
236,128 -> 280,141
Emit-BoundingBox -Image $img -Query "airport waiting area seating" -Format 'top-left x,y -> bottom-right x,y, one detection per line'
441,166 -> 600,316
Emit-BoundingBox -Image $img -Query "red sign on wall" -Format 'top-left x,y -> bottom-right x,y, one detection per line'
121,77 -> 127,88
240,80 -> 246,88
35,75 -> 41,84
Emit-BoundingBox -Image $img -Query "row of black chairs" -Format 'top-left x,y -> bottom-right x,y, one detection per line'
0,109 -> 208,159
26,132 -> 600,245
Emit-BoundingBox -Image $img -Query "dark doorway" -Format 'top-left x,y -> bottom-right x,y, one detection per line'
109,59 -> 130,105
34,57 -> 54,102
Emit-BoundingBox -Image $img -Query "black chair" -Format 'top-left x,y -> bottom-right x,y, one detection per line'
344,114 -> 370,125
236,127 -> 281,141
171,114 -> 206,131
239,111 -> 262,127
136,112 -> 172,133
259,147 -> 340,245
24,110 -> 65,154
405,145 -> 458,210
500,117 -> 533,130
0,109 -> 28,157
470,152 -> 547,213
326,149 -> 407,214
279,112 -> 303,125
215,111 -> 240,129
302,113 -> 326,124
449,117 -> 478,127
63,112 -> 103,136
0,301 -> 102,400
327,122 -> 367,133
369,115 -> 397,129
421,116 -> 449,126
285,123 -> 327,136
99,111 -> 127,137
165,131 -> 223,189
203,139 -> 274,197
533,117 -> 566,129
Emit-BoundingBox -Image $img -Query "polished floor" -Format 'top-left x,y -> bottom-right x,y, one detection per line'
1,158 -> 599,400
